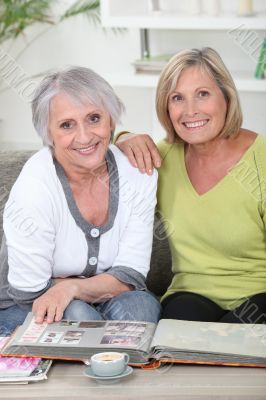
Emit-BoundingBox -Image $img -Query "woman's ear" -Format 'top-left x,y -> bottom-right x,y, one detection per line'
47,128 -> 54,148
110,120 -> 115,142
110,129 -> 115,142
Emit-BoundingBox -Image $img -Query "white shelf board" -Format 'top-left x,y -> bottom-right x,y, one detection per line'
234,72 -> 266,92
104,71 -> 266,93
103,72 -> 159,88
101,13 -> 266,30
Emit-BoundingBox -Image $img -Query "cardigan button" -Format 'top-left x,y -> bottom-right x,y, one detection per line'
89,256 -> 97,266
90,228 -> 100,238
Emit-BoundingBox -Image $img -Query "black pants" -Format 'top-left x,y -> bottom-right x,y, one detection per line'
161,292 -> 266,324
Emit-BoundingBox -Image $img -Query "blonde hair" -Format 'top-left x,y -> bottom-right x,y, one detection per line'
156,47 -> 243,143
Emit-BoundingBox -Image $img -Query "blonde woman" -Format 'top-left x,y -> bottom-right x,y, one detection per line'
116,47 -> 266,324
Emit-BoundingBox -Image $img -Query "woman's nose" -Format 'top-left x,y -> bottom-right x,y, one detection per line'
76,123 -> 90,142
184,98 -> 198,117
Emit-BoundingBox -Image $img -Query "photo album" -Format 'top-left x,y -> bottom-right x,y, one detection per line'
1,313 -> 266,368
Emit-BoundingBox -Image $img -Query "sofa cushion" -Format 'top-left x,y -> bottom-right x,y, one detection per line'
0,151 -> 35,240
146,214 -> 173,296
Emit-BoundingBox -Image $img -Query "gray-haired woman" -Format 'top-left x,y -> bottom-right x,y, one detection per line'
0,66 -> 161,335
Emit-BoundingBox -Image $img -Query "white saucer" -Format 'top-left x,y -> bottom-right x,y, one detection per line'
83,366 -> 133,383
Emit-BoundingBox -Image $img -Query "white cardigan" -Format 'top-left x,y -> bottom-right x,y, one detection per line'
1,145 -> 157,307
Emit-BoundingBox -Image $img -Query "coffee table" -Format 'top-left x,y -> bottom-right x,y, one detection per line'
1,361 -> 266,399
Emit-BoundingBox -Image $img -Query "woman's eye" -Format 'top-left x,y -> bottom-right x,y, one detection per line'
89,114 -> 100,123
171,94 -> 183,102
199,90 -> 209,98
60,121 -> 72,129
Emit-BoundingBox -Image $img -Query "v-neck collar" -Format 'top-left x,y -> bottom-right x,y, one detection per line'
180,135 -> 260,199
53,148 -> 119,235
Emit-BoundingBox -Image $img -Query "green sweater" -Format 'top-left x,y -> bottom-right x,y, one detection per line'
158,135 -> 266,309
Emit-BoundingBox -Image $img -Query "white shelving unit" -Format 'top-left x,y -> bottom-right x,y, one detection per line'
101,0 -> 266,93
100,0 -> 266,136
103,71 -> 266,93
101,13 -> 266,31
101,0 -> 266,30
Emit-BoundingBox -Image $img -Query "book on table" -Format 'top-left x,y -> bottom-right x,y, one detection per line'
1,312 -> 266,369
132,53 -> 173,74
0,336 -> 52,384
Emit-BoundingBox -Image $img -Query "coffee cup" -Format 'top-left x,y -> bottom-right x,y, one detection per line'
90,352 -> 130,377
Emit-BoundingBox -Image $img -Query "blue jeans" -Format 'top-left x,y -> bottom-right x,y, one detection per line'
0,304 -> 32,336
0,291 -> 161,335
64,291 -> 161,322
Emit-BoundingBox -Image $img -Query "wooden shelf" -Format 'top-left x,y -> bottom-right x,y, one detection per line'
103,71 -> 266,93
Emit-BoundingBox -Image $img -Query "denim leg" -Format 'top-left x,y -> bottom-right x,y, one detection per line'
0,304 -> 31,336
97,291 -> 161,323
63,300 -> 104,321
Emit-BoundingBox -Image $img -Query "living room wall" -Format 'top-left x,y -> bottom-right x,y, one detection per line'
0,0 -> 265,149
0,9 -> 143,149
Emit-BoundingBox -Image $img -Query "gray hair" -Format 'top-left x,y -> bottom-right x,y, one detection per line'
31,66 -> 125,146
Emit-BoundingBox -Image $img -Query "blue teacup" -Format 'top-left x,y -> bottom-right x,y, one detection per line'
90,352 -> 130,377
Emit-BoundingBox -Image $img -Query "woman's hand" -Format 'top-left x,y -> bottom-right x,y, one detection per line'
116,133 -> 161,175
32,280 -> 78,324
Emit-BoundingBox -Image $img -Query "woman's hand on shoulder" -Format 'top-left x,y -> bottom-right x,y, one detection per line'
116,132 -> 162,175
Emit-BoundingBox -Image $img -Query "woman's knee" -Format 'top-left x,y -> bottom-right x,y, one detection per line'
222,293 -> 266,324
100,290 -> 161,323
63,300 -> 103,321
0,305 -> 30,336
161,291 -> 224,322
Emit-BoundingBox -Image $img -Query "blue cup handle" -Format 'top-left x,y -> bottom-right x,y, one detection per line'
123,353 -> 130,364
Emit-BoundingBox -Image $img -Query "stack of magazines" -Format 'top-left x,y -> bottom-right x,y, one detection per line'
0,337 -> 52,384
132,54 -> 173,74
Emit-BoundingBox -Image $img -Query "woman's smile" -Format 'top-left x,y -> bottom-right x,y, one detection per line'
182,118 -> 209,130
73,142 -> 100,155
